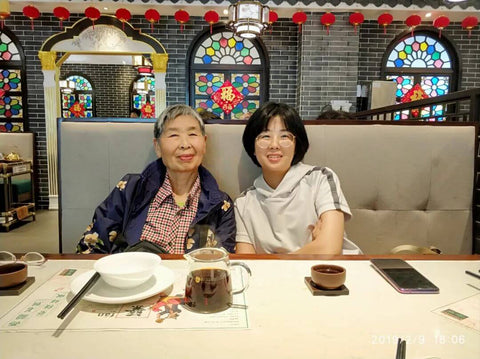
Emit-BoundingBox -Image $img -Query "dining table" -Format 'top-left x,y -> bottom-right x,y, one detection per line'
0,253 -> 479,359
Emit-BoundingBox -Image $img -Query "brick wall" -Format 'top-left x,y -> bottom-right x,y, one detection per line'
3,12 -> 479,208
298,12 -> 359,119
60,64 -> 138,117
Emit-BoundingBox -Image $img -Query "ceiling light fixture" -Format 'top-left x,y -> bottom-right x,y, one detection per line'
228,1 -> 270,38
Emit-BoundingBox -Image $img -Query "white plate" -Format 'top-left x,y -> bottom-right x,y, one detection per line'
70,266 -> 175,304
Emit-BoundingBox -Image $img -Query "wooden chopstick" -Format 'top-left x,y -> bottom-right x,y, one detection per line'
57,272 -> 100,319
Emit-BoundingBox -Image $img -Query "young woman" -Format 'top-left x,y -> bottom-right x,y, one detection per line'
77,104 -> 235,254
235,102 -> 360,255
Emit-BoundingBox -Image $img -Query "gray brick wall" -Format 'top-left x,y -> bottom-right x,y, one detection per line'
60,64 -> 138,117
298,12 -> 359,119
2,12 -> 479,208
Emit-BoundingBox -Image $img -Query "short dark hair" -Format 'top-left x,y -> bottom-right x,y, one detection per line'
242,102 -> 309,167
316,110 -> 354,120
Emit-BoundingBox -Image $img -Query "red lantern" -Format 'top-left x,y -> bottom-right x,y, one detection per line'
349,12 -> 364,34
175,9 -> 190,32
116,8 -> 131,30
269,10 -> 278,33
292,11 -> 307,33
53,7 -> 70,30
377,13 -> 393,35
405,15 -> 421,36
85,6 -> 101,29
462,16 -> 478,37
23,5 -> 40,30
433,15 -> 450,38
145,9 -> 160,33
204,11 -> 219,34
320,12 -> 336,35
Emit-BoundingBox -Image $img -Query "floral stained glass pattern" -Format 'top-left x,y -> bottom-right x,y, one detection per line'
195,99 -> 223,117
232,74 -> 260,96
194,32 -> 260,65
0,33 -> 21,61
195,73 -> 224,95
0,31 -> 25,132
0,121 -> 22,132
387,75 -> 414,98
231,100 -> 260,120
386,35 -> 451,69
0,69 -> 21,91
0,96 -> 22,118
421,76 -> 449,97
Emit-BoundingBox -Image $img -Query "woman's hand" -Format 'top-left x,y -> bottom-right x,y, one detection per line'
235,242 -> 256,254
292,210 -> 345,255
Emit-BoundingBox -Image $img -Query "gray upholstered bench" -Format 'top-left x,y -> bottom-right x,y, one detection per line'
58,119 -> 475,254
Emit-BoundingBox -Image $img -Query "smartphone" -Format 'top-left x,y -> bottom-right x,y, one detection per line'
370,259 -> 439,294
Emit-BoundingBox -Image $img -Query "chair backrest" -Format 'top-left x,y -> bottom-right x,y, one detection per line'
58,119 -> 475,254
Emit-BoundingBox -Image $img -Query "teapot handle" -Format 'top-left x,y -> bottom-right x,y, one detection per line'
231,262 -> 252,294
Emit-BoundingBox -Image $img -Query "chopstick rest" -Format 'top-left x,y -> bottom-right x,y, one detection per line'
57,271 -> 100,319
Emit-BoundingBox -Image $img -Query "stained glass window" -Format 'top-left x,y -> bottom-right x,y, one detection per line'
189,28 -> 268,120
0,30 -> 26,132
60,75 -> 94,118
383,32 -> 456,121
131,76 -> 155,118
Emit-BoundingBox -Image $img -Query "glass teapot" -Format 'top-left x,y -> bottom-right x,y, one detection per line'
183,247 -> 251,313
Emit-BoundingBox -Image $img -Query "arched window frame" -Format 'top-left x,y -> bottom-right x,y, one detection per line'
0,27 -> 28,132
130,75 -> 155,116
60,73 -> 95,118
187,25 -> 269,120
382,28 -> 459,100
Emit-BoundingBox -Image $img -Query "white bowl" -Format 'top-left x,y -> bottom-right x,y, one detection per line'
94,252 -> 161,289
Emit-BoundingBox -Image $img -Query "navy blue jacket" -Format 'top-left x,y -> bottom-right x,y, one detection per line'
76,159 -> 236,254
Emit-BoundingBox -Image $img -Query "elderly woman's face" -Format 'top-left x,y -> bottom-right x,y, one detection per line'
155,115 -> 206,174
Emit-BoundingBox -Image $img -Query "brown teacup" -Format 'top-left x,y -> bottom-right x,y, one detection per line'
0,263 -> 27,289
311,264 -> 346,290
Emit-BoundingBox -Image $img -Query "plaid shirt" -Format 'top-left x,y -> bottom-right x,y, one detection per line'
140,174 -> 201,254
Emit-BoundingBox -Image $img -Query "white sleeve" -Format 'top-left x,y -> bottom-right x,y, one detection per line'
314,167 -> 352,220
234,199 -> 254,245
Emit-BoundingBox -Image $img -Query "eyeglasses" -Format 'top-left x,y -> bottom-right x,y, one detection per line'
255,131 -> 295,149
0,251 -> 46,266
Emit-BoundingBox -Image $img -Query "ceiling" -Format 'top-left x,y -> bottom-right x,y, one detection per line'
7,0 -> 480,21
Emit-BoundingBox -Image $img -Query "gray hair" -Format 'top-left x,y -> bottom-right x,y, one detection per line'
154,104 -> 205,139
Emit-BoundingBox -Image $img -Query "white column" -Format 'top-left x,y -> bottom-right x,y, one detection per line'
42,70 -> 59,210
155,72 -> 166,115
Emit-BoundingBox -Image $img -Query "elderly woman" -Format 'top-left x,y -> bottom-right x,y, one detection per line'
235,102 -> 360,255
77,104 -> 235,254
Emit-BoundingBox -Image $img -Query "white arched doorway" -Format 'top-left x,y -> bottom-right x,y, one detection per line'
38,16 -> 168,209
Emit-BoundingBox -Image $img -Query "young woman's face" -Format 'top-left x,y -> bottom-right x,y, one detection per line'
154,115 -> 206,175
254,116 -> 295,177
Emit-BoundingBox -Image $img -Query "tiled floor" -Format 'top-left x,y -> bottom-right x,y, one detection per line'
0,210 -> 59,253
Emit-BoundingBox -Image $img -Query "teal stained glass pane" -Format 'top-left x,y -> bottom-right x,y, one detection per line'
386,35 -> 451,69
194,31 -> 260,65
